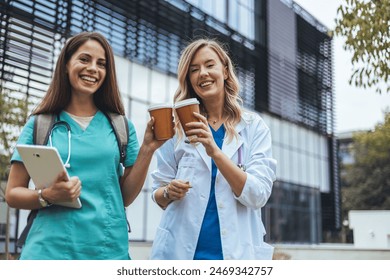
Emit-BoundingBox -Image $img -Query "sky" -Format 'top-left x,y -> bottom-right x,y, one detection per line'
292,0 -> 390,134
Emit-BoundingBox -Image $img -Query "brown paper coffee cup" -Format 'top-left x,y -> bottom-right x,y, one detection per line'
148,103 -> 174,140
174,98 -> 200,136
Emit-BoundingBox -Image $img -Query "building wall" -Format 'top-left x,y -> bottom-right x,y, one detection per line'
0,0 -> 338,249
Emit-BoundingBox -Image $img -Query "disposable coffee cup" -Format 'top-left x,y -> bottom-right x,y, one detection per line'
174,98 -> 200,136
148,103 -> 174,140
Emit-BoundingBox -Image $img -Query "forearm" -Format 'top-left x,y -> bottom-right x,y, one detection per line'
6,162 -> 44,209
121,144 -> 155,206
153,186 -> 172,209
212,150 -> 247,196
6,187 -> 44,210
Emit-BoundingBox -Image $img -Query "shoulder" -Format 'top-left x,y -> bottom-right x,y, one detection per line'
26,115 -> 37,126
123,117 -> 138,138
20,114 -> 38,133
241,110 -> 268,130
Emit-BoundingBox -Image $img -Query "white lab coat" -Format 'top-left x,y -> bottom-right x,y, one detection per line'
150,111 -> 277,260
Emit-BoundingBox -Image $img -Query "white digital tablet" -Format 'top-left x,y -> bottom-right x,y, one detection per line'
16,144 -> 82,209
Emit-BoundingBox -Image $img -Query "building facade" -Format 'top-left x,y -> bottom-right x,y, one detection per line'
0,0 -> 340,253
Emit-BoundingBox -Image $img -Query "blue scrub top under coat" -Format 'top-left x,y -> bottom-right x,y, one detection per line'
193,125 -> 225,260
11,111 -> 139,260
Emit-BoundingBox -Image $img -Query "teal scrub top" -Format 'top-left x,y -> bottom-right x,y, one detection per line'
11,111 -> 139,260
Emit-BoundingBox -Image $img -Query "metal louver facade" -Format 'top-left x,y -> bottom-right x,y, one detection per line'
1,0 -> 340,247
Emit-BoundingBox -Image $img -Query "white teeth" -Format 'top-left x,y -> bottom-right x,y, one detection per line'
200,81 -> 213,87
81,76 -> 97,82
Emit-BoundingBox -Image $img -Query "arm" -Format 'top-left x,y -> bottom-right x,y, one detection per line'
153,179 -> 190,209
6,116 -> 81,209
233,116 -> 276,208
6,162 -> 81,209
5,162 -> 40,209
149,138 -> 190,209
120,118 -> 168,207
186,112 -> 276,208
186,112 -> 247,196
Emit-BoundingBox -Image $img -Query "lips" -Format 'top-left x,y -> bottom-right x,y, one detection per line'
80,75 -> 98,83
199,81 -> 213,87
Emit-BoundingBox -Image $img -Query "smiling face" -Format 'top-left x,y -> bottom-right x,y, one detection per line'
66,39 -> 106,98
188,46 -> 227,102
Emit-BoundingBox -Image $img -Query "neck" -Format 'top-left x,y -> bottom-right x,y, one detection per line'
66,96 -> 97,117
205,108 -> 224,125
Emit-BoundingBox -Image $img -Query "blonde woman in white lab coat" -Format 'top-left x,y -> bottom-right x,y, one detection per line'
150,38 -> 277,260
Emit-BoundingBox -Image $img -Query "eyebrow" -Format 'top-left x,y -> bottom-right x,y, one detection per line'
78,53 -> 106,61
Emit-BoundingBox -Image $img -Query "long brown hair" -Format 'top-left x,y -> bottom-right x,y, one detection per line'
33,32 -> 124,115
174,38 -> 242,142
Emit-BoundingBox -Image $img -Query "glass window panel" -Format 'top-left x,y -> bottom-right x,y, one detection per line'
271,117 -> 280,144
320,158 -> 330,192
186,0 -> 199,6
308,155 -> 317,187
238,4 -> 250,38
199,0 -> 212,12
114,55 -> 130,96
300,151 -> 308,186
307,131 -> 315,155
150,70 -> 169,104
129,100 -> 149,144
298,126 -> 307,152
320,136 -> 328,158
275,146 -> 284,181
228,0 -> 239,30
272,144 -> 280,180
214,0 -> 226,22
290,149 -> 300,184
130,63 -> 150,102
282,146 -> 290,182
281,121 -> 290,147
167,76 -> 179,102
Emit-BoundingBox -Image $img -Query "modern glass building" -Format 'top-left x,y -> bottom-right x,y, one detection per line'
0,0 -> 340,253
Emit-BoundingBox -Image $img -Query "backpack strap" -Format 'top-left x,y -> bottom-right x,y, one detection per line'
104,112 -> 129,165
33,114 -> 56,145
16,210 -> 38,248
104,112 -> 131,232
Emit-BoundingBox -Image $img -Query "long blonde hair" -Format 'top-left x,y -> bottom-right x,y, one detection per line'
174,38 -> 242,142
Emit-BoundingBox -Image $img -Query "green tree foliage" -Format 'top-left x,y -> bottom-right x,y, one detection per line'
334,0 -> 390,94
0,85 -> 28,260
0,85 -> 29,180
342,112 -> 390,217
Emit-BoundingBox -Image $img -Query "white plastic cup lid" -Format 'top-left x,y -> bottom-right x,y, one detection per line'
148,103 -> 173,111
174,98 -> 200,109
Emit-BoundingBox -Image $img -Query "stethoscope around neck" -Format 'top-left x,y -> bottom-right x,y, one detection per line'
48,120 -> 72,169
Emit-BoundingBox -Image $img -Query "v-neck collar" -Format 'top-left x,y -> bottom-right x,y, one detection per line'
60,110 -> 103,134
210,124 -> 225,134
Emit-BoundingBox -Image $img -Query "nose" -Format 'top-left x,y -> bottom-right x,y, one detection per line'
199,65 -> 209,77
86,62 -> 98,72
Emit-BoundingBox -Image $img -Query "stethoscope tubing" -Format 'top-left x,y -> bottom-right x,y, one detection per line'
48,120 -> 71,168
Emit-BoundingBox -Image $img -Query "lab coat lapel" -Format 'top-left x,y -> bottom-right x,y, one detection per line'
222,119 -> 245,160
194,143 -> 212,171
194,118 -> 247,168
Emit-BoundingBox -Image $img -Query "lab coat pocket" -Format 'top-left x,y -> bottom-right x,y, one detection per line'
254,242 -> 274,260
151,227 -> 170,259
176,156 -> 196,182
